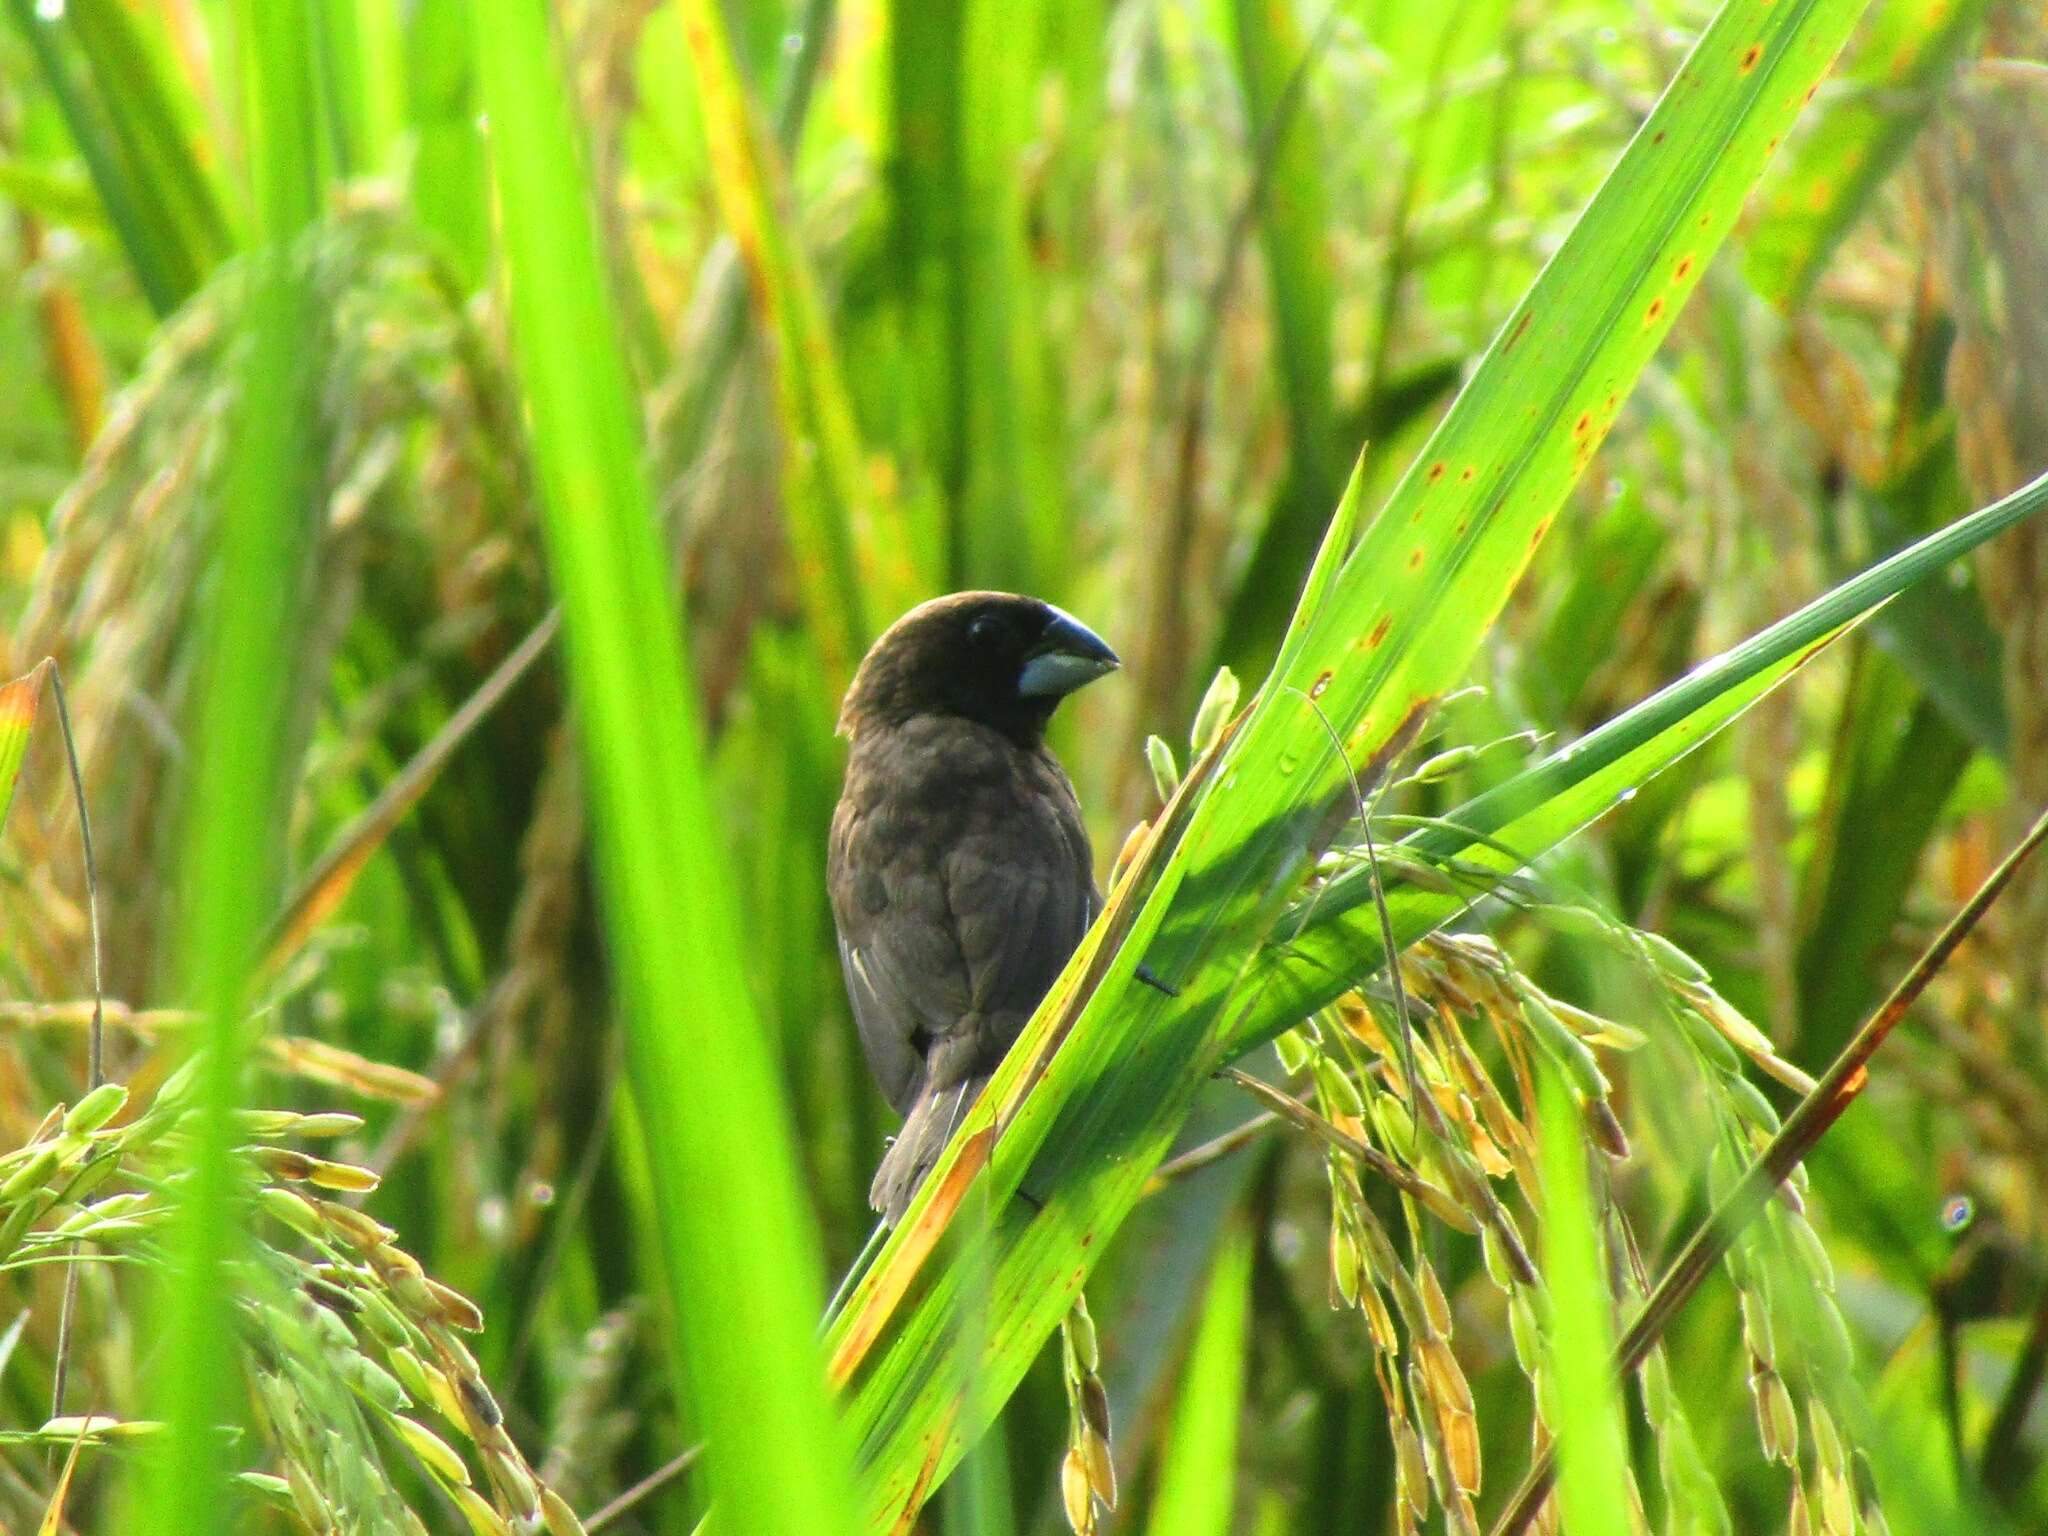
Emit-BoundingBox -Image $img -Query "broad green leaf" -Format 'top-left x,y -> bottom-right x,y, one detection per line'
1236,466 -> 2048,1054
826,0 -> 1875,1526
474,6 -> 859,1536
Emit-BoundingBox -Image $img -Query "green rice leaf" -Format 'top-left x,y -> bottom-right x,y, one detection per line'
143,5 -> 323,1531
474,5 -> 859,1533
825,0 -> 1878,1527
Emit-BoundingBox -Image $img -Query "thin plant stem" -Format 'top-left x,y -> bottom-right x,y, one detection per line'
46,662 -> 104,1428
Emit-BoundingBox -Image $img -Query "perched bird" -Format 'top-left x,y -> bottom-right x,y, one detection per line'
829,592 -> 1119,1223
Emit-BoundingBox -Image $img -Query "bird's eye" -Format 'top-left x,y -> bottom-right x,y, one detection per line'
967,615 -> 1006,647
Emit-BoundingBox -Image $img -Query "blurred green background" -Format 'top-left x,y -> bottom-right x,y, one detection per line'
2,0 -> 2046,1532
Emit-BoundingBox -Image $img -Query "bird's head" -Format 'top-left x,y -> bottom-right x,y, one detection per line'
838,591 -> 1120,746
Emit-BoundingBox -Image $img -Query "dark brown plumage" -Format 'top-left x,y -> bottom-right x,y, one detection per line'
829,592 -> 1119,1223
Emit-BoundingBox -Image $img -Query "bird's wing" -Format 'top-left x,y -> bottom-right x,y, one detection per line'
832,756 -> 1097,1112
831,799 -> 973,1116
946,843 -> 1091,1025
944,765 -> 1098,1033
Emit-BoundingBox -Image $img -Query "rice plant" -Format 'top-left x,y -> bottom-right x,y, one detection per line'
2,1 -> 2046,1533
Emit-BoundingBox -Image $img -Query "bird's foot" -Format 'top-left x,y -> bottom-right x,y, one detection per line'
1135,962 -> 1180,997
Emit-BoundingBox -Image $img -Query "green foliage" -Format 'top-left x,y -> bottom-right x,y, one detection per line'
0,0 -> 2044,1533
1538,1068 -> 1631,1536
1144,1225 -> 1252,1536
825,3 -> 1883,1523
474,4 -> 859,1533
146,9 -> 323,1533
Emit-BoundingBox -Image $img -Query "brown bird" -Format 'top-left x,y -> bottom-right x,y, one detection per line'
829,592 -> 1119,1223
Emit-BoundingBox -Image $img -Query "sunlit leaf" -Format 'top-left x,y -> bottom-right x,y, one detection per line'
827,0 -> 1878,1525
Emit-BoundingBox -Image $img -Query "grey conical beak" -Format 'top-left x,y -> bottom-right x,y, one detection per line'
1011,610 -> 1114,700
1018,608 -> 1120,699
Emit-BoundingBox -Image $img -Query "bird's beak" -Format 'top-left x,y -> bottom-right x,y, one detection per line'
1018,608 -> 1120,698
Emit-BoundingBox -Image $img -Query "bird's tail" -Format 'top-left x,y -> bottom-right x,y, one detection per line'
871,1074 -> 982,1225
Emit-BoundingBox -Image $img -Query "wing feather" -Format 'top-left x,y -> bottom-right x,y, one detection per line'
830,732 -> 1098,1117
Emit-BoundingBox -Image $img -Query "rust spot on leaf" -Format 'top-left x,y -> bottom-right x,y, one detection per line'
1652,129 -> 1667,145
894,1404 -> 964,1536
1741,43 -> 1763,72
1367,615 -> 1392,649
1502,311 -> 1535,351
1310,669 -> 1334,699
1428,461 -> 1448,483
1574,411 -> 1592,436
1645,296 -> 1666,326
1407,547 -> 1425,570
1674,255 -> 1694,282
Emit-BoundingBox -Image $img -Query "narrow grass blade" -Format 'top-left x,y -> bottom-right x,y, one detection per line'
1537,1066 -> 1630,1536
1491,801 -> 2048,1536
1527,489 -> 1668,719
260,612 -> 559,975
1224,0 -> 1339,546
888,0 -> 967,581
1795,652 -> 1973,1053
474,7 -> 859,1535
1143,1223 -> 1253,1536
66,0 -> 233,267
954,0 -> 1058,594
6,0 -> 186,312
37,1425 -> 86,1536
143,5 -> 324,1532
404,0 -> 490,284
6,0 -> 231,311
651,0 -> 836,500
